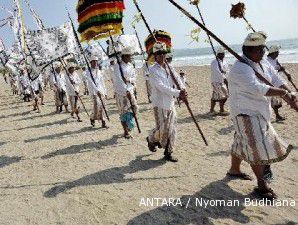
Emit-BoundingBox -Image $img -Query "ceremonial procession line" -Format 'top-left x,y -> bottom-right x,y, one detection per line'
0,0 -> 297,224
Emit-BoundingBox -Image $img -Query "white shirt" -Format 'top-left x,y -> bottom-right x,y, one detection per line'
31,75 -> 44,91
20,74 -> 30,88
149,62 -> 184,110
266,56 -> 287,84
228,55 -> 285,121
86,68 -> 106,96
112,62 -> 136,96
210,58 -> 229,84
65,71 -> 81,96
266,57 -> 279,70
51,72 -> 67,92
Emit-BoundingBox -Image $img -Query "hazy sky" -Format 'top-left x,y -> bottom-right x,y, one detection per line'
0,0 -> 297,50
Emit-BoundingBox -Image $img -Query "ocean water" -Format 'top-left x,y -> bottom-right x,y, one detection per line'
135,38 -> 298,68
171,38 -> 298,67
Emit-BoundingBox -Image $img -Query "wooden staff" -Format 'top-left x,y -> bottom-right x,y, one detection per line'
168,0 -> 298,112
230,3 -> 298,92
133,0 -> 208,146
192,4 -> 224,74
108,31 -> 142,133
276,61 -> 298,91
66,10 -> 110,121
132,24 -> 151,103
59,58 -> 90,118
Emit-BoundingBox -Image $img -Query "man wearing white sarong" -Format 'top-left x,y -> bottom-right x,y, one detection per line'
112,47 -> 138,139
147,43 -> 187,163
51,62 -> 69,113
209,47 -> 230,116
65,63 -> 82,122
19,68 -> 31,102
31,74 -> 44,112
86,56 -> 108,128
266,44 -> 293,121
227,32 -> 297,199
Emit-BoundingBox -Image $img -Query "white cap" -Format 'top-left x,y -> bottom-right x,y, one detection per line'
216,47 -> 225,55
268,44 -> 281,54
53,62 -> 61,68
67,62 -> 76,70
257,31 -> 268,39
90,55 -> 99,61
121,47 -> 134,55
153,42 -> 167,54
243,32 -> 267,47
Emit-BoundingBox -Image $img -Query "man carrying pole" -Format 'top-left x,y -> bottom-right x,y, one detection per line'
86,56 -> 109,128
51,62 -> 69,113
146,42 -> 187,162
266,44 -> 290,122
227,32 -> 295,199
209,47 -> 229,116
64,62 -> 82,122
111,46 -> 139,139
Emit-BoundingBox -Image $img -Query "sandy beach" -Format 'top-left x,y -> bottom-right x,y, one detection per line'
0,64 -> 297,225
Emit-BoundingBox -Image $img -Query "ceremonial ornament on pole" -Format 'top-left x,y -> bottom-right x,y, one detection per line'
230,2 -> 253,31
77,0 -> 125,42
189,0 -> 200,6
186,28 -> 201,44
144,30 -> 172,64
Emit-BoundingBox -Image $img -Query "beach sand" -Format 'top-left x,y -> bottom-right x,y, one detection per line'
0,64 -> 297,225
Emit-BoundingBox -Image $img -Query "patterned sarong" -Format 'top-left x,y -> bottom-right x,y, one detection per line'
211,82 -> 228,101
148,107 -> 177,154
90,95 -> 106,121
231,114 -> 292,165
115,93 -> 138,116
271,97 -> 283,108
54,90 -> 68,107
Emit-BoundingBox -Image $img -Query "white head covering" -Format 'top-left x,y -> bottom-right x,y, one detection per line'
243,32 -> 267,46
90,55 -> 99,61
67,62 -> 76,70
153,42 -> 167,54
53,62 -> 61,68
121,47 -> 134,55
268,44 -> 281,54
216,47 -> 225,55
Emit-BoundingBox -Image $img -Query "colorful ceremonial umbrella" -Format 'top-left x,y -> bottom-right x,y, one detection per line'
144,30 -> 172,64
77,0 -> 125,42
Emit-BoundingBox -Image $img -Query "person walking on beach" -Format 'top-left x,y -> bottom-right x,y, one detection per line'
227,32 -> 297,199
146,43 -> 187,162
266,44 -> 292,122
209,47 -> 230,116
51,62 -> 69,113
65,62 -> 82,122
86,56 -> 108,128
31,74 -> 44,113
112,47 -> 138,139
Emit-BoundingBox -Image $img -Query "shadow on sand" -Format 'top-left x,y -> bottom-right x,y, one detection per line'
0,155 -> 23,168
44,154 -> 169,198
127,177 -> 251,225
41,134 -> 123,159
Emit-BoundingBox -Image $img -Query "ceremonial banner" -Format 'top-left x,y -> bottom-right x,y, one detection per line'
84,41 -> 108,61
24,0 -> 45,29
25,23 -> 78,66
